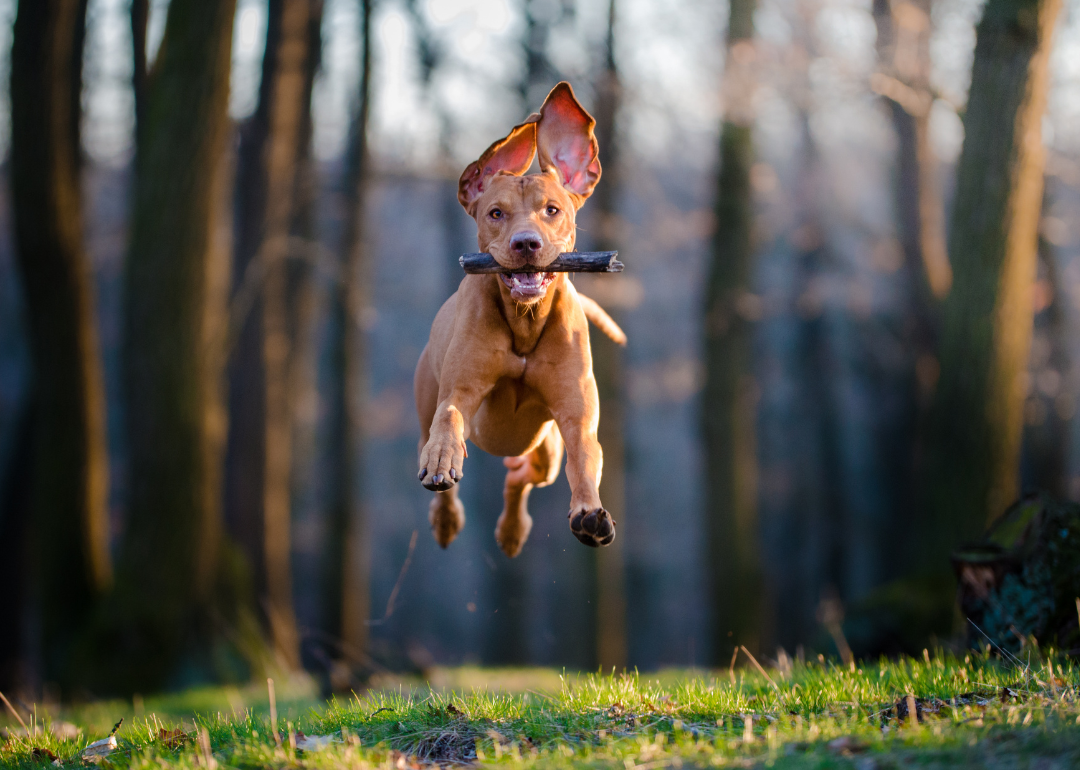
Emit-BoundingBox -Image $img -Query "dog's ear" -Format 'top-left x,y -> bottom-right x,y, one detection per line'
458,117 -> 539,215
536,82 -> 601,206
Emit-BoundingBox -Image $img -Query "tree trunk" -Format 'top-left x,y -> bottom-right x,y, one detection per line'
116,0 -> 240,691
286,0 -> 325,670
131,0 -> 149,138
702,0 -> 762,660
919,0 -> 1061,568
588,0 -> 628,673
519,0 -> 563,107
870,0 -> 942,583
871,0 -> 950,300
9,0 -> 110,688
0,402 -> 35,694
871,0 -> 944,346
226,0 -> 315,673
327,0 -> 372,677
1020,199 -> 1068,498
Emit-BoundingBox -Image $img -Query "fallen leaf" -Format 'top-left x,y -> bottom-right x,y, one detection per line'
296,734 -> 335,752
81,734 -> 117,763
31,747 -> 58,761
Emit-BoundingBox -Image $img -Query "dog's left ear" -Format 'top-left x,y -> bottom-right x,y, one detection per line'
458,117 -> 539,216
536,82 -> 602,206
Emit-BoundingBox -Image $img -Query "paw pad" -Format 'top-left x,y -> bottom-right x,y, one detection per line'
569,507 -> 615,547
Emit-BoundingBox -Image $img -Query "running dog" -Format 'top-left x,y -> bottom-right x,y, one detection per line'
414,82 -> 625,558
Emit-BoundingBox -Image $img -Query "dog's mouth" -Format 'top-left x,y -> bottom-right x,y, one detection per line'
500,272 -> 556,302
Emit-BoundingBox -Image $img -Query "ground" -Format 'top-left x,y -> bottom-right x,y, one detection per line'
3,651 -> 1080,768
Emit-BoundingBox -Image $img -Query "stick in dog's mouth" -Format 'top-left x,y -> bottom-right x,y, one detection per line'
501,271 -> 556,301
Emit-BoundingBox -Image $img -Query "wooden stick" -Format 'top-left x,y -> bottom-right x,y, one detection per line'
459,251 -> 623,274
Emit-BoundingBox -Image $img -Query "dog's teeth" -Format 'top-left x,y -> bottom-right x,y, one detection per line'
512,272 -> 544,288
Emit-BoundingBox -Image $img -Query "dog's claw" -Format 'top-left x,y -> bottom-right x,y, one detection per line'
422,473 -> 457,492
569,507 -> 615,547
449,469 -> 456,479
419,467 -> 427,481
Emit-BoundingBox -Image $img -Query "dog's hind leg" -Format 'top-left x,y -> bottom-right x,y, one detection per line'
429,486 -> 466,548
496,422 -> 564,557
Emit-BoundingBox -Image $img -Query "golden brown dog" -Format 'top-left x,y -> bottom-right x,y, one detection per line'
414,82 -> 626,558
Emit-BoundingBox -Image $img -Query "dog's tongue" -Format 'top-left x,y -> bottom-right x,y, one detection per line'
511,272 -> 545,289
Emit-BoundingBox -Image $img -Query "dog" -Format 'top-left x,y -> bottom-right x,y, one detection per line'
414,82 -> 626,558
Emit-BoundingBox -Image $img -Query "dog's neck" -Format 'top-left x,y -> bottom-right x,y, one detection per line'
493,274 -> 565,356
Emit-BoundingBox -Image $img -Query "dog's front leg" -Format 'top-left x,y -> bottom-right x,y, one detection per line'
418,388 -> 480,491
545,379 -> 615,547
419,346 -> 523,492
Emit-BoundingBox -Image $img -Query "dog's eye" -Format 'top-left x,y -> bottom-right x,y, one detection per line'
489,208 -> 503,219
546,205 -> 559,216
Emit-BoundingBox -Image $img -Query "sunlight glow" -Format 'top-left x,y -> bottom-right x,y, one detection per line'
426,0 -> 512,30
230,0 -> 268,119
236,3 -> 264,56
0,0 -> 1071,174
84,0 -> 135,166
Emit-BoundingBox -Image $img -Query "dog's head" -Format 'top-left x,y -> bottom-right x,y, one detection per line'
458,82 -> 601,304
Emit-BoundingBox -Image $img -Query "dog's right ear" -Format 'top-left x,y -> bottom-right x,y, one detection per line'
458,116 -> 539,216
536,82 -> 601,207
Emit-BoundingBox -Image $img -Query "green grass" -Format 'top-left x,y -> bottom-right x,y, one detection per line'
4,651 -> 1080,768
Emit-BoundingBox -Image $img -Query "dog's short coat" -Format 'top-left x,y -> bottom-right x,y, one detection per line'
414,82 -> 625,557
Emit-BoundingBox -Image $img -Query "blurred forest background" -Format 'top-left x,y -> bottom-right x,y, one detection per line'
1,0 -> 1079,699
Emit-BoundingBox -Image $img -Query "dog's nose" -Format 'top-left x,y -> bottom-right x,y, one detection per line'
510,231 -> 543,258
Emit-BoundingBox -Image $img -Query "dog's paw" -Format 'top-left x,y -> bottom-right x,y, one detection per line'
568,507 -> 615,547
419,471 -> 456,492
429,494 -> 465,548
418,434 -> 466,492
495,510 -> 533,558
